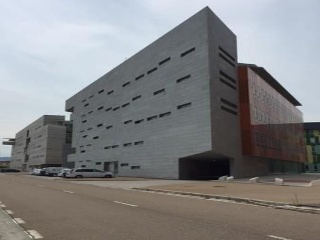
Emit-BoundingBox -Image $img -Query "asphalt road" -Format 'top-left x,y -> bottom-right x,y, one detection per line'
0,174 -> 319,240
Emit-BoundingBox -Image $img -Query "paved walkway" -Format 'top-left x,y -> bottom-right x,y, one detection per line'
0,209 -> 30,240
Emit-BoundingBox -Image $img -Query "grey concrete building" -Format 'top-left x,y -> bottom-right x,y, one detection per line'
65,7 -> 245,179
9,115 -> 72,171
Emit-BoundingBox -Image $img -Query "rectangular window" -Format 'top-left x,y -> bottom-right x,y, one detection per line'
220,98 -> 238,109
134,141 -> 144,145
82,135 -> 88,138
177,102 -> 192,110
89,95 -> 94,99
96,162 -> 101,165
98,89 -> 105,94
81,99 -> 87,103
153,89 -> 165,96
159,112 -> 171,118
218,46 -> 235,61
88,110 -> 93,114
81,165 -> 86,168
97,123 -> 103,127
106,125 -> 113,130
81,114 -> 86,117
132,95 -> 141,101
87,144 -> 92,146
147,116 -> 157,121
107,90 -> 114,95
221,106 -> 237,115
181,47 -> 195,57
104,146 -> 111,150
121,163 -> 129,167
123,120 -> 132,125
147,67 -> 157,74
176,75 -> 191,83
131,166 -> 140,169
219,53 -> 235,67
135,119 -> 144,124
123,143 -> 132,147
122,81 -> 131,87
122,103 -> 130,108
105,107 -> 112,112
97,106 -> 104,111
113,107 -> 120,111
135,74 -> 145,81
93,136 -> 99,139
82,120 -> 87,123
159,57 -> 171,65
80,150 -> 86,153
87,127 -> 93,130
220,78 -> 236,90
84,103 -> 89,107
80,130 -> 85,133
112,145 -> 119,149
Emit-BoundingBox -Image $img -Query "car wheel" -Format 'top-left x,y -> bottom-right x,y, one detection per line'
104,174 -> 112,178
75,175 -> 83,179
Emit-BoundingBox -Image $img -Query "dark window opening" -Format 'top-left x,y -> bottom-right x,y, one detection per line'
112,145 -> 119,149
113,107 -> 120,111
87,144 -> 92,146
181,47 -> 195,57
135,74 -> 145,81
176,75 -> 191,83
105,107 -> 112,112
153,89 -> 165,96
219,53 -> 235,67
88,110 -> 93,114
93,136 -> 99,139
159,57 -> 171,65
104,146 -> 111,150
159,112 -> 171,118
89,95 -> 94,99
82,120 -> 87,123
80,150 -> 86,153
98,89 -> 105,94
132,95 -> 141,101
82,135 -> 88,138
221,106 -> 237,115
96,162 -> 101,165
123,143 -> 132,147
220,98 -> 238,109
147,116 -> 157,121
122,103 -> 130,108
97,106 -> 104,111
80,130 -> 85,133
81,99 -> 87,103
218,46 -> 235,61
131,166 -> 140,169
124,120 -> 133,124
81,165 -> 86,168
177,102 -> 192,110
87,127 -> 93,130
220,78 -> 236,90
147,67 -> 157,74
84,103 -> 89,107
220,70 -> 236,83
134,141 -> 144,145
121,163 -> 129,167
106,125 -> 113,130
122,81 -> 131,87
97,123 -> 103,127
135,119 -> 144,124
107,90 -> 114,95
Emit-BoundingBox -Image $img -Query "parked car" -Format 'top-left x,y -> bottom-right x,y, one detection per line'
45,167 -> 64,177
58,168 -> 72,178
66,168 -> 114,178
0,168 -> 20,173
32,168 -> 46,176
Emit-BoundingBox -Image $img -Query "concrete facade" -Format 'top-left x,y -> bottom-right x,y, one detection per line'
10,115 -> 72,171
66,7 -> 243,179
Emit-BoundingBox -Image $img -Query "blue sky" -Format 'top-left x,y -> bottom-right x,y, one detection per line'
1,0 -> 320,157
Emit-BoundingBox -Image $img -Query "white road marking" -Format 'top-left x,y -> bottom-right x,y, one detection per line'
0,204 -> 6,208
267,235 -> 293,240
14,218 -> 26,224
63,190 -> 74,194
23,231 -> 33,239
114,201 -> 138,207
6,210 -> 14,215
26,230 -> 43,239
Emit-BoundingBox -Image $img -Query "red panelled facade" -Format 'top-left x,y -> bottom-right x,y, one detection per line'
238,65 -> 306,163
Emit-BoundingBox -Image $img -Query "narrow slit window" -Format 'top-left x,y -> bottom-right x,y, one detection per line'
122,81 -> 131,87
218,46 -> 235,61
135,119 -> 144,124
97,106 -> 104,111
153,89 -> 165,96
122,103 -> 130,108
113,107 -> 120,111
80,130 -> 85,133
81,99 -> 87,103
112,145 -> 119,149
181,47 -> 195,57
147,116 -> 157,121
104,146 -> 111,150
106,125 -> 113,130
97,123 -> 103,127
159,112 -> 171,118
131,166 -> 140,169
82,135 -> 88,138
176,75 -> 191,83
220,98 -> 238,109
124,120 -> 133,124
219,53 -> 235,67
84,103 -> 89,107
98,89 -> 105,94
107,90 -> 114,95
132,95 -> 141,101
159,57 -> 171,65
123,143 -> 132,147
82,120 -> 87,123
89,95 -> 94,99
147,67 -> 157,75
135,74 -> 145,81
87,127 -> 93,130
220,78 -> 236,90
121,163 -> 129,167
177,102 -> 192,110
93,136 -> 99,140
80,150 -> 86,153
221,106 -> 238,115
134,141 -> 144,145
220,70 -> 236,83
88,111 -> 93,114
105,107 -> 112,112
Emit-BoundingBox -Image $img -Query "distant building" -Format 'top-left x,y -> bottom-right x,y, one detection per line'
304,122 -> 320,172
9,115 -> 73,171
0,157 -> 10,168
65,7 -> 305,179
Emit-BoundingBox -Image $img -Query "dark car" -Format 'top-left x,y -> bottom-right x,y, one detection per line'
0,168 -> 20,173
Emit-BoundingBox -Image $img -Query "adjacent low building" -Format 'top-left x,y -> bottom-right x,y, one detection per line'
9,115 -> 73,171
65,7 -> 306,179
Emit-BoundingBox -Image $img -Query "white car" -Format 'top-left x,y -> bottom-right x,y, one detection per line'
58,168 -> 72,178
66,168 -> 114,178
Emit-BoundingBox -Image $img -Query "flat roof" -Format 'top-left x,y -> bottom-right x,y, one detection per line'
239,63 -> 302,106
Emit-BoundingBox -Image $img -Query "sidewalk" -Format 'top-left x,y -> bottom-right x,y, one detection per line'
0,209 -> 30,240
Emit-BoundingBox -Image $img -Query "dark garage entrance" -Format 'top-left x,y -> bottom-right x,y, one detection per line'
179,153 -> 230,180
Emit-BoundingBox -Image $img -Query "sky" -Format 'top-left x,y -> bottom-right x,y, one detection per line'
1,0 -> 320,157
